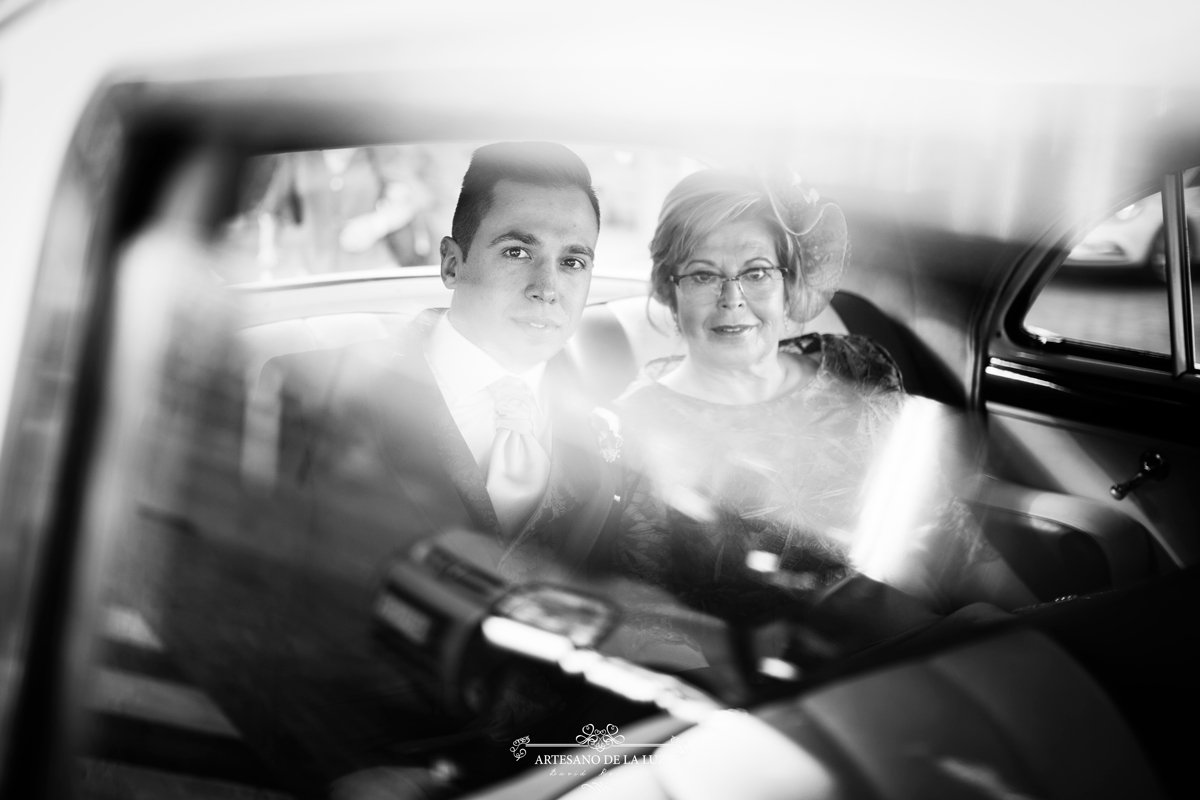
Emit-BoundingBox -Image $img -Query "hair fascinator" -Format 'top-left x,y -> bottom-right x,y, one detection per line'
763,173 -> 849,324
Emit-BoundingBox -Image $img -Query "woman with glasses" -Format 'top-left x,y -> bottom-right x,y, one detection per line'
604,170 -> 1032,665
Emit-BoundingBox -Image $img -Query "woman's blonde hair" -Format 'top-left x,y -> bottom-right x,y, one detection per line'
649,170 -> 847,323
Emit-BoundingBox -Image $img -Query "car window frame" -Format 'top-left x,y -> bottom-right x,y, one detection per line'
0,84 -> 128,795
989,172 -> 1200,387
1161,172 -> 1197,376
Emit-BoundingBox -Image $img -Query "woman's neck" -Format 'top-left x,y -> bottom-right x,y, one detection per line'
659,350 -> 805,405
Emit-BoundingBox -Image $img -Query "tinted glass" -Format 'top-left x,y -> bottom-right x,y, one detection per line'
214,144 -> 703,285
1025,192 -> 1172,355
77,143 -> 707,798
72,140 -> 1040,799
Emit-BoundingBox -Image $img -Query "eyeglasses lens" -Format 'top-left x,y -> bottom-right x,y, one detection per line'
677,269 -> 782,301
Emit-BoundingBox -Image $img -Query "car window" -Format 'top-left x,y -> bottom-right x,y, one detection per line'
1024,171 -> 1200,360
52,141 -> 711,797
40,131 -> 1080,800
214,143 -> 704,285
1023,192 -> 1173,355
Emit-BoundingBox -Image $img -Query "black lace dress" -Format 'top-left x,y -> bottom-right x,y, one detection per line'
611,333 -> 998,624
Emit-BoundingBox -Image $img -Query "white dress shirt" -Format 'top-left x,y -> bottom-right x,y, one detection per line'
424,312 -> 551,475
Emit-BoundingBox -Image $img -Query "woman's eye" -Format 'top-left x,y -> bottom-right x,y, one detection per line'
742,268 -> 770,283
690,273 -> 721,285
503,247 -> 531,259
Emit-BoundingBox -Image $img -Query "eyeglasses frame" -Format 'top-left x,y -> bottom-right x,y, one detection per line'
668,265 -> 791,300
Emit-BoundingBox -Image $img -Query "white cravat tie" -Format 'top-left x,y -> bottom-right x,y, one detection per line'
486,376 -> 551,536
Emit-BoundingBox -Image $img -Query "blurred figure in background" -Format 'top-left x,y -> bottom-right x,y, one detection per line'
219,146 -> 437,282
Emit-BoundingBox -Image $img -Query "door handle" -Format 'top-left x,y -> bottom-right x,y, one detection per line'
1110,451 -> 1169,500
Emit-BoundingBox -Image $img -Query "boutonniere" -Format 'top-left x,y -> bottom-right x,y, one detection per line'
590,407 -> 623,464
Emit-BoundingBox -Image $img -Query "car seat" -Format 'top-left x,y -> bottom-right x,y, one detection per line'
562,291 -> 1156,601
241,290 -> 1154,602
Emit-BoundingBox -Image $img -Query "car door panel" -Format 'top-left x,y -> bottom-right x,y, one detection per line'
983,368 -> 1200,570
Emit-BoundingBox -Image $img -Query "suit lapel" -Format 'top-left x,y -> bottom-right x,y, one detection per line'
372,314 -> 613,561
375,310 -> 502,537
506,353 -> 614,571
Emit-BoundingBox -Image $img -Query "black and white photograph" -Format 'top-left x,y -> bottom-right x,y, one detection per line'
0,1 -> 1198,798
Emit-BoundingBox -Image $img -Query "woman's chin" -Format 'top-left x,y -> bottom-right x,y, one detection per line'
693,337 -> 775,369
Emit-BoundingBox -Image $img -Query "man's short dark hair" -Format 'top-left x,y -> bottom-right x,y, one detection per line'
451,142 -> 600,258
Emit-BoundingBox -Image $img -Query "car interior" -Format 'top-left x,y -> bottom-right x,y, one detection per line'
240,276 -> 1161,608
2,67 -> 1197,800
215,201 -> 1170,800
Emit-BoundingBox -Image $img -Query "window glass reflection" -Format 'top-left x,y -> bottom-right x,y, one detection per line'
215,144 -> 703,285
1025,192 -> 1173,355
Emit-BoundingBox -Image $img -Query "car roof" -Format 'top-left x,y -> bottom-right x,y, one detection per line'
6,0 -> 1200,241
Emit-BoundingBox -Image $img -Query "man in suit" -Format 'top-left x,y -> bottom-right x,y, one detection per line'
149,144 -> 624,797
283,141 -> 615,589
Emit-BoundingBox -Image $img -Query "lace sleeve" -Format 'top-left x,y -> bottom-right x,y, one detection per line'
801,333 -> 903,395
613,471 -> 678,590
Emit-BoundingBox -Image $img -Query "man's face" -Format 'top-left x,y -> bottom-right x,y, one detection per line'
441,179 -> 598,372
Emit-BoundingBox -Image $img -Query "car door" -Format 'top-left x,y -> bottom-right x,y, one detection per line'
982,170 -> 1200,574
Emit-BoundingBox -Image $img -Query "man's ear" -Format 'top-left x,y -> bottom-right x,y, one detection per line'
440,236 -> 465,288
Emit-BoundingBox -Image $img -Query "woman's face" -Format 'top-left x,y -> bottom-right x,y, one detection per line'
673,218 -> 790,371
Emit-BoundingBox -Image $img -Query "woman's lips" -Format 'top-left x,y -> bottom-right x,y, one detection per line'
709,324 -> 757,336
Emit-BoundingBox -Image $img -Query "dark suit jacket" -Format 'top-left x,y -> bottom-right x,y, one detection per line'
148,313 -> 619,788
272,309 -> 617,583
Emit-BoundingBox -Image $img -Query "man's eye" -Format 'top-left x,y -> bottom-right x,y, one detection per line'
562,258 -> 589,271
503,247 -> 531,259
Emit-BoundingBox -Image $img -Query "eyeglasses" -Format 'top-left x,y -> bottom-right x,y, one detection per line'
669,267 -> 788,302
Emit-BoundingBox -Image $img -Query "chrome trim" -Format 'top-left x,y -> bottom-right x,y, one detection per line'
1161,173 -> 1195,378
983,364 -> 1073,394
988,356 -> 1200,397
